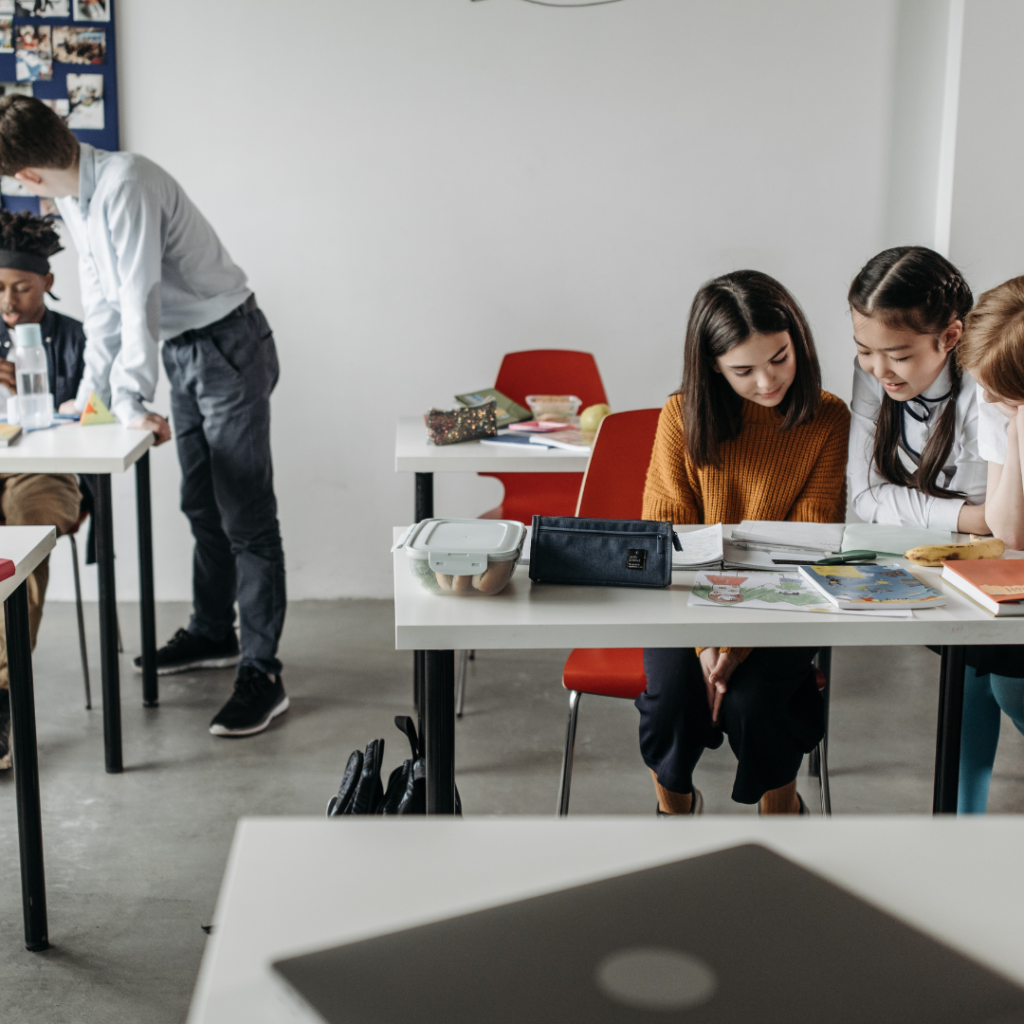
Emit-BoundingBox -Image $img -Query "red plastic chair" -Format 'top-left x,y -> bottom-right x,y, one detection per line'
553,410 -> 832,816
479,349 -> 608,522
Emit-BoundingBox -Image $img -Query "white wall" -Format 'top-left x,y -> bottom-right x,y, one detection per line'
45,0 -> 901,602
949,0 -> 1024,294
883,0 -> 964,253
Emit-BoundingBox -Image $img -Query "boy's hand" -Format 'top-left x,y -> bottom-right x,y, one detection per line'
699,647 -> 739,724
58,399 -> 78,414
0,358 -> 15,393
130,413 -> 172,446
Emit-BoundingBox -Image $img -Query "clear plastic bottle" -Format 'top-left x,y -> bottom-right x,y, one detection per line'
13,322 -> 53,430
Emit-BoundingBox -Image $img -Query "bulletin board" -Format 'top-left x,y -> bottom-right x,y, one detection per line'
0,0 -> 118,215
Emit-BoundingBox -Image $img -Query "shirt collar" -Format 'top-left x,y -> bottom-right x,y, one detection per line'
919,359 -> 953,401
0,308 -> 56,347
77,142 -> 97,215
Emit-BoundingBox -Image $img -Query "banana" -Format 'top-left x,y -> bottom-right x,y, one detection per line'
903,537 -> 1005,567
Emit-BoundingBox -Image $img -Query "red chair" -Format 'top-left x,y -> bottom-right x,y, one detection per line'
554,410 -> 832,816
480,349 -> 608,522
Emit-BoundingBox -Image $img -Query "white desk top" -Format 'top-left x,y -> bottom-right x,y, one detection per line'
393,525 -> 1024,649
0,526 -> 56,599
188,816 -> 1024,1024
0,422 -> 154,473
395,416 -> 591,473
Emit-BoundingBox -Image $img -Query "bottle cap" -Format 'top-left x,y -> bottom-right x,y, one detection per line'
13,323 -> 42,347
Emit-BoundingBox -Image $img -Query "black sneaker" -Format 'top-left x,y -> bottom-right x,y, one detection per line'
0,689 -> 9,770
209,666 -> 288,737
133,628 -> 241,676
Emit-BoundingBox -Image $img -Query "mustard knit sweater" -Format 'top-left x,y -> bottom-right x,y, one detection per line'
643,390 -> 851,663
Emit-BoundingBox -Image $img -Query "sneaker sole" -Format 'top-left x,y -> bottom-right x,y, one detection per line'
209,694 -> 289,738
134,654 -> 242,677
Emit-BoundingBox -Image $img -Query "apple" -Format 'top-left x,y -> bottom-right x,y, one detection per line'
580,403 -> 612,433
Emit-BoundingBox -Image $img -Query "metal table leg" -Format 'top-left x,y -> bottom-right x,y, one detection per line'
933,645 -> 966,814
95,474 -> 122,774
413,472 -> 433,720
424,649 -> 455,814
135,452 -> 158,708
7,580 -> 49,951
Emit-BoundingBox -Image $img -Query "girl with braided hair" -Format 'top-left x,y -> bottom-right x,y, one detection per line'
847,245 -> 986,533
848,247 -> 1024,815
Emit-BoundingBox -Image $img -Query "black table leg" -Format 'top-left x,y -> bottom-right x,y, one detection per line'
95,474 -> 122,774
424,650 -> 455,814
413,473 -> 433,717
933,645 -> 966,814
135,453 -> 158,708
7,580 -> 49,951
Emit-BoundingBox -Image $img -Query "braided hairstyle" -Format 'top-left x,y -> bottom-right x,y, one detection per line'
0,209 -> 62,261
848,246 -> 973,499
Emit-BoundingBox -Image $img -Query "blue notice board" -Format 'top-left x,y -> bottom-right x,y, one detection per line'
1,0 -> 118,214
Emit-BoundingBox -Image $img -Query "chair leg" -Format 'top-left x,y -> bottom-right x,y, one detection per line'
116,611 -> 123,655
818,735 -> 832,816
69,534 -> 92,711
556,690 -> 582,817
455,650 -> 468,719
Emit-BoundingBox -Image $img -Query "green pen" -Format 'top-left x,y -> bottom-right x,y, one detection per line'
813,550 -> 878,566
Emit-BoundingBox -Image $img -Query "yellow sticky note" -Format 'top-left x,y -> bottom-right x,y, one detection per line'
808,565 -> 867,578
79,390 -> 116,425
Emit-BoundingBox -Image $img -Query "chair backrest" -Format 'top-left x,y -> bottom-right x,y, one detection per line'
494,349 -> 608,410
575,408 -> 662,519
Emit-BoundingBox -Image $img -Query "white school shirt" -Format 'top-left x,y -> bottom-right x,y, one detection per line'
977,382 -> 1012,464
55,143 -> 251,425
848,357 -> 987,530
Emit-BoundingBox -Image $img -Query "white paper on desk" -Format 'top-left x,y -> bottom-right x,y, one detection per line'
687,569 -> 913,617
721,542 -> 830,571
672,524 -> 723,568
731,521 -> 845,553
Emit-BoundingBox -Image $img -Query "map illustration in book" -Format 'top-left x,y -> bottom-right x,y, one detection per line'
797,563 -> 945,609
689,570 -> 835,611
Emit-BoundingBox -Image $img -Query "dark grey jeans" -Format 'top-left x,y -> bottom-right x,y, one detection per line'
162,303 -> 286,676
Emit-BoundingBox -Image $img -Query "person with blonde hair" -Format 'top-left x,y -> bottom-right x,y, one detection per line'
954,276 -> 1024,812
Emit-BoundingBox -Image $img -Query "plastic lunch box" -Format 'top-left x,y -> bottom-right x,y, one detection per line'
394,518 -> 526,595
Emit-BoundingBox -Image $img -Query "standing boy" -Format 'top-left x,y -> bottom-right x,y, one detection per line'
0,96 -> 288,738
0,209 -> 84,769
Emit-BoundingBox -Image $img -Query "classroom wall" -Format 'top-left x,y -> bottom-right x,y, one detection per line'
949,0 -> 1024,294
43,0 -> 902,603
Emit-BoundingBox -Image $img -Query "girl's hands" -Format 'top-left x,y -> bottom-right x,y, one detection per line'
699,647 -> 739,724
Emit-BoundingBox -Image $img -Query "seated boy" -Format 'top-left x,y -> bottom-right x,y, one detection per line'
0,210 -> 83,770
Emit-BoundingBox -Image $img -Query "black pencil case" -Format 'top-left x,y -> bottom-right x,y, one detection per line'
528,515 -> 682,588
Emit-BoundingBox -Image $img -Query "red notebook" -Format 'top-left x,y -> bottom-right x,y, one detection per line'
0,558 -> 15,583
941,558 -> 1024,616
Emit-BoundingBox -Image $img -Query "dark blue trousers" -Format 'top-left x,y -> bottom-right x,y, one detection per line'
637,646 -> 823,804
162,302 -> 286,676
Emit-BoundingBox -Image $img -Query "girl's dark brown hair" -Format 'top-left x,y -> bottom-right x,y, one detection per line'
848,246 -> 973,499
678,270 -> 821,467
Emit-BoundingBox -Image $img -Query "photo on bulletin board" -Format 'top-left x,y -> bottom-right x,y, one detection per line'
72,0 -> 107,22
16,0 -> 69,15
0,18 -> 11,53
66,70 -> 100,127
15,23 -> 50,81
53,25 -> 103,63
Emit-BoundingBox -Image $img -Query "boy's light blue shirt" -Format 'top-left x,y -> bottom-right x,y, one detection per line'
55,143 -> 251,424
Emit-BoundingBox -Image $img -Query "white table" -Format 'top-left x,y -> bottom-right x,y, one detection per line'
187,816 -> 1024,1023
394,526 -> 1024,813
396,416 -> 592,728
1,525 -> 58,951
0,422 -> 157,774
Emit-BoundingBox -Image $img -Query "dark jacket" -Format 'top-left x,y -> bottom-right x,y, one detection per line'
0,306 -> 87,408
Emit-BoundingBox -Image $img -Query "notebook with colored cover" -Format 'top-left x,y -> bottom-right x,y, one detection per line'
798,563 -> 946,610
941,559 -> 1024,616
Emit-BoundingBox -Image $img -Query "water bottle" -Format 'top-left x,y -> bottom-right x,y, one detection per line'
13,323 -> 53,430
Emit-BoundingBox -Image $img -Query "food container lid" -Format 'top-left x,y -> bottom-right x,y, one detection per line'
393,518 -> 526,575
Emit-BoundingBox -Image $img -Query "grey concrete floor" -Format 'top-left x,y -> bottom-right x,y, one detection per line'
2,599 -> 1024,1023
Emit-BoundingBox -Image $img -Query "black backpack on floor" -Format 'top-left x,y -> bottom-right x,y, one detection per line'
327,716 -> 460,816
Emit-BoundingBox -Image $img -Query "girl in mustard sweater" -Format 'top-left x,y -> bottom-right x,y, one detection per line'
639,270 -> 850,815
